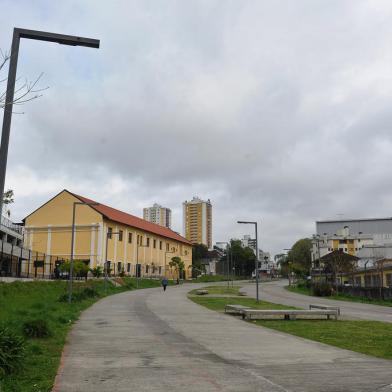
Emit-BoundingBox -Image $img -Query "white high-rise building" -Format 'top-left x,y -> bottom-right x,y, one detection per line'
143,204 -> 172,229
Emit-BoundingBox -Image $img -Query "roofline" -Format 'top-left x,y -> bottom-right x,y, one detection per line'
69,191 -> 192,246
316,217 -> 392,224
24,190 -> 192,246
23,189 -> 72,222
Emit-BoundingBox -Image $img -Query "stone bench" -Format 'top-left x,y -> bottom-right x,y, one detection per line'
309,304 -> 341,316
224,304 -> 251,315
242,309 -> 338,321
196,289 -> 209,295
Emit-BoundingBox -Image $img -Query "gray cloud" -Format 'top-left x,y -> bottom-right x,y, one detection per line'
2,0 -> 392,255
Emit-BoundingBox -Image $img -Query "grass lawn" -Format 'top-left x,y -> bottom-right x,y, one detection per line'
188,285 -> 244,296
189,294 -> 392,360
0,278 -> 160,392
287,285 -> 392,307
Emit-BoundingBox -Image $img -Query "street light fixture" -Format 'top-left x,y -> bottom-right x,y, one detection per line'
238,221 -> 260,302
0,27 -> 99,214
68,201 -> 99,303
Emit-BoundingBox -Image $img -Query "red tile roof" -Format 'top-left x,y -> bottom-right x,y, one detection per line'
70,191 -> 191,245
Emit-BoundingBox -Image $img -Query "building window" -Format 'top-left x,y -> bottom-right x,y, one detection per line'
119,230 -> 123,241
185,250 -> 188,255
146,265 -> 149,273
108,227 -> 113,239
153,239 -> 156,248
146,237 -> 150,247
166,243 -> 169,251
117,262 -> 122,274
128,232 -> 133,243
127,263 -> 131,273
159,266 -> 162,275
159,241 -> 162,250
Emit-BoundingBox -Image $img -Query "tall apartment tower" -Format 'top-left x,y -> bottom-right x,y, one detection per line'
183,197 -> 212,248
143,204 -> 172,229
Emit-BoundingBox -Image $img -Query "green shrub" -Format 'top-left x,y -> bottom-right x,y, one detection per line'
0,326 -> 25,377
22,319 -> 51,338
81,287 -> 99,299
312,282 -> 333,297
90,266 -> 103,278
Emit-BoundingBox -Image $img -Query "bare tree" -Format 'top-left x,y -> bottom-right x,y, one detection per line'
0,49 -> 47,112
372,247 -> 386,299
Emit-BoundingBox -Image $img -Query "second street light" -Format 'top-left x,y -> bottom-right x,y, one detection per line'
238,220 -> 260,302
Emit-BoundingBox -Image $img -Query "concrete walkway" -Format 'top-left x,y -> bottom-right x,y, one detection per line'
241,280 -> 392,322
54,284 -> 392,392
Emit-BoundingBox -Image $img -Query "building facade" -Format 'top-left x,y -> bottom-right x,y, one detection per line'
183,197 -> 212,249
23,190 -> 192,279
143,203 -> 172,229
312,218 -> 392,268
312,218 -> 392,288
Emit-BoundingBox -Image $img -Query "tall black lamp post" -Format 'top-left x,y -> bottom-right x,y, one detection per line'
0,28 -> 99,214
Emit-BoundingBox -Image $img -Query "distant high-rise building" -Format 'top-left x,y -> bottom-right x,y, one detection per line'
143,204 -> 172,228
183,197 -> 212,248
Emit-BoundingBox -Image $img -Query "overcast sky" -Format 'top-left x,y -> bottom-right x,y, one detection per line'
1,0 -> 392,256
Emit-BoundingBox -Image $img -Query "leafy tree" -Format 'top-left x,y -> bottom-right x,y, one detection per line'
59,260 -> 89,278
191,243 -> 208,278
286,238 -> 312,276
169,256 -> 185,282
192,244 -> 208,262
2,189 -> 14,205
218,239 -> 255,277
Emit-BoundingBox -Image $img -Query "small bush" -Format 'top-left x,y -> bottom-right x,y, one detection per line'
90,266 -> 103,278
0,326 -> 25,377
312,282 -> 333,297
81,287 -> 99,299
22,319 -> 51,339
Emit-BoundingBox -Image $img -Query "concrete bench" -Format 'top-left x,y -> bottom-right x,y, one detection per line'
238,291 -> 247,296
242,309 -> 338,321
224,304 -> 251,315
196,289 -> 209,295
309,304 -> 341,316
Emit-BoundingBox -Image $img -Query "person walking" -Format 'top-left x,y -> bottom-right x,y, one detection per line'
161,277 -> 168,291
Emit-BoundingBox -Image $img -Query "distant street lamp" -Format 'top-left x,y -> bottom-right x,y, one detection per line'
68,201 -> 99,303
0,28 -> 99,215
238,221 -> 260,302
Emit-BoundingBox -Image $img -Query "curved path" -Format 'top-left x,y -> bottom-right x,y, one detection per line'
241,280 -> 392,323
54,284 -> 392,392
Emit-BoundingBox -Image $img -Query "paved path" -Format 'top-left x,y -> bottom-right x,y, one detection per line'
54,284 -> 392,392
241,280 -> 392,323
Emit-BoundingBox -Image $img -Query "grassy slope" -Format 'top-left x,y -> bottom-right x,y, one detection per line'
287,285 -> 392,307
189,294 -> 392,360
0,278 -> 160,392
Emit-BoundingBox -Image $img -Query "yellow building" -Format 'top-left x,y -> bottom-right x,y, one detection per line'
23,190 -> 192,279
183,197 -> 212,248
